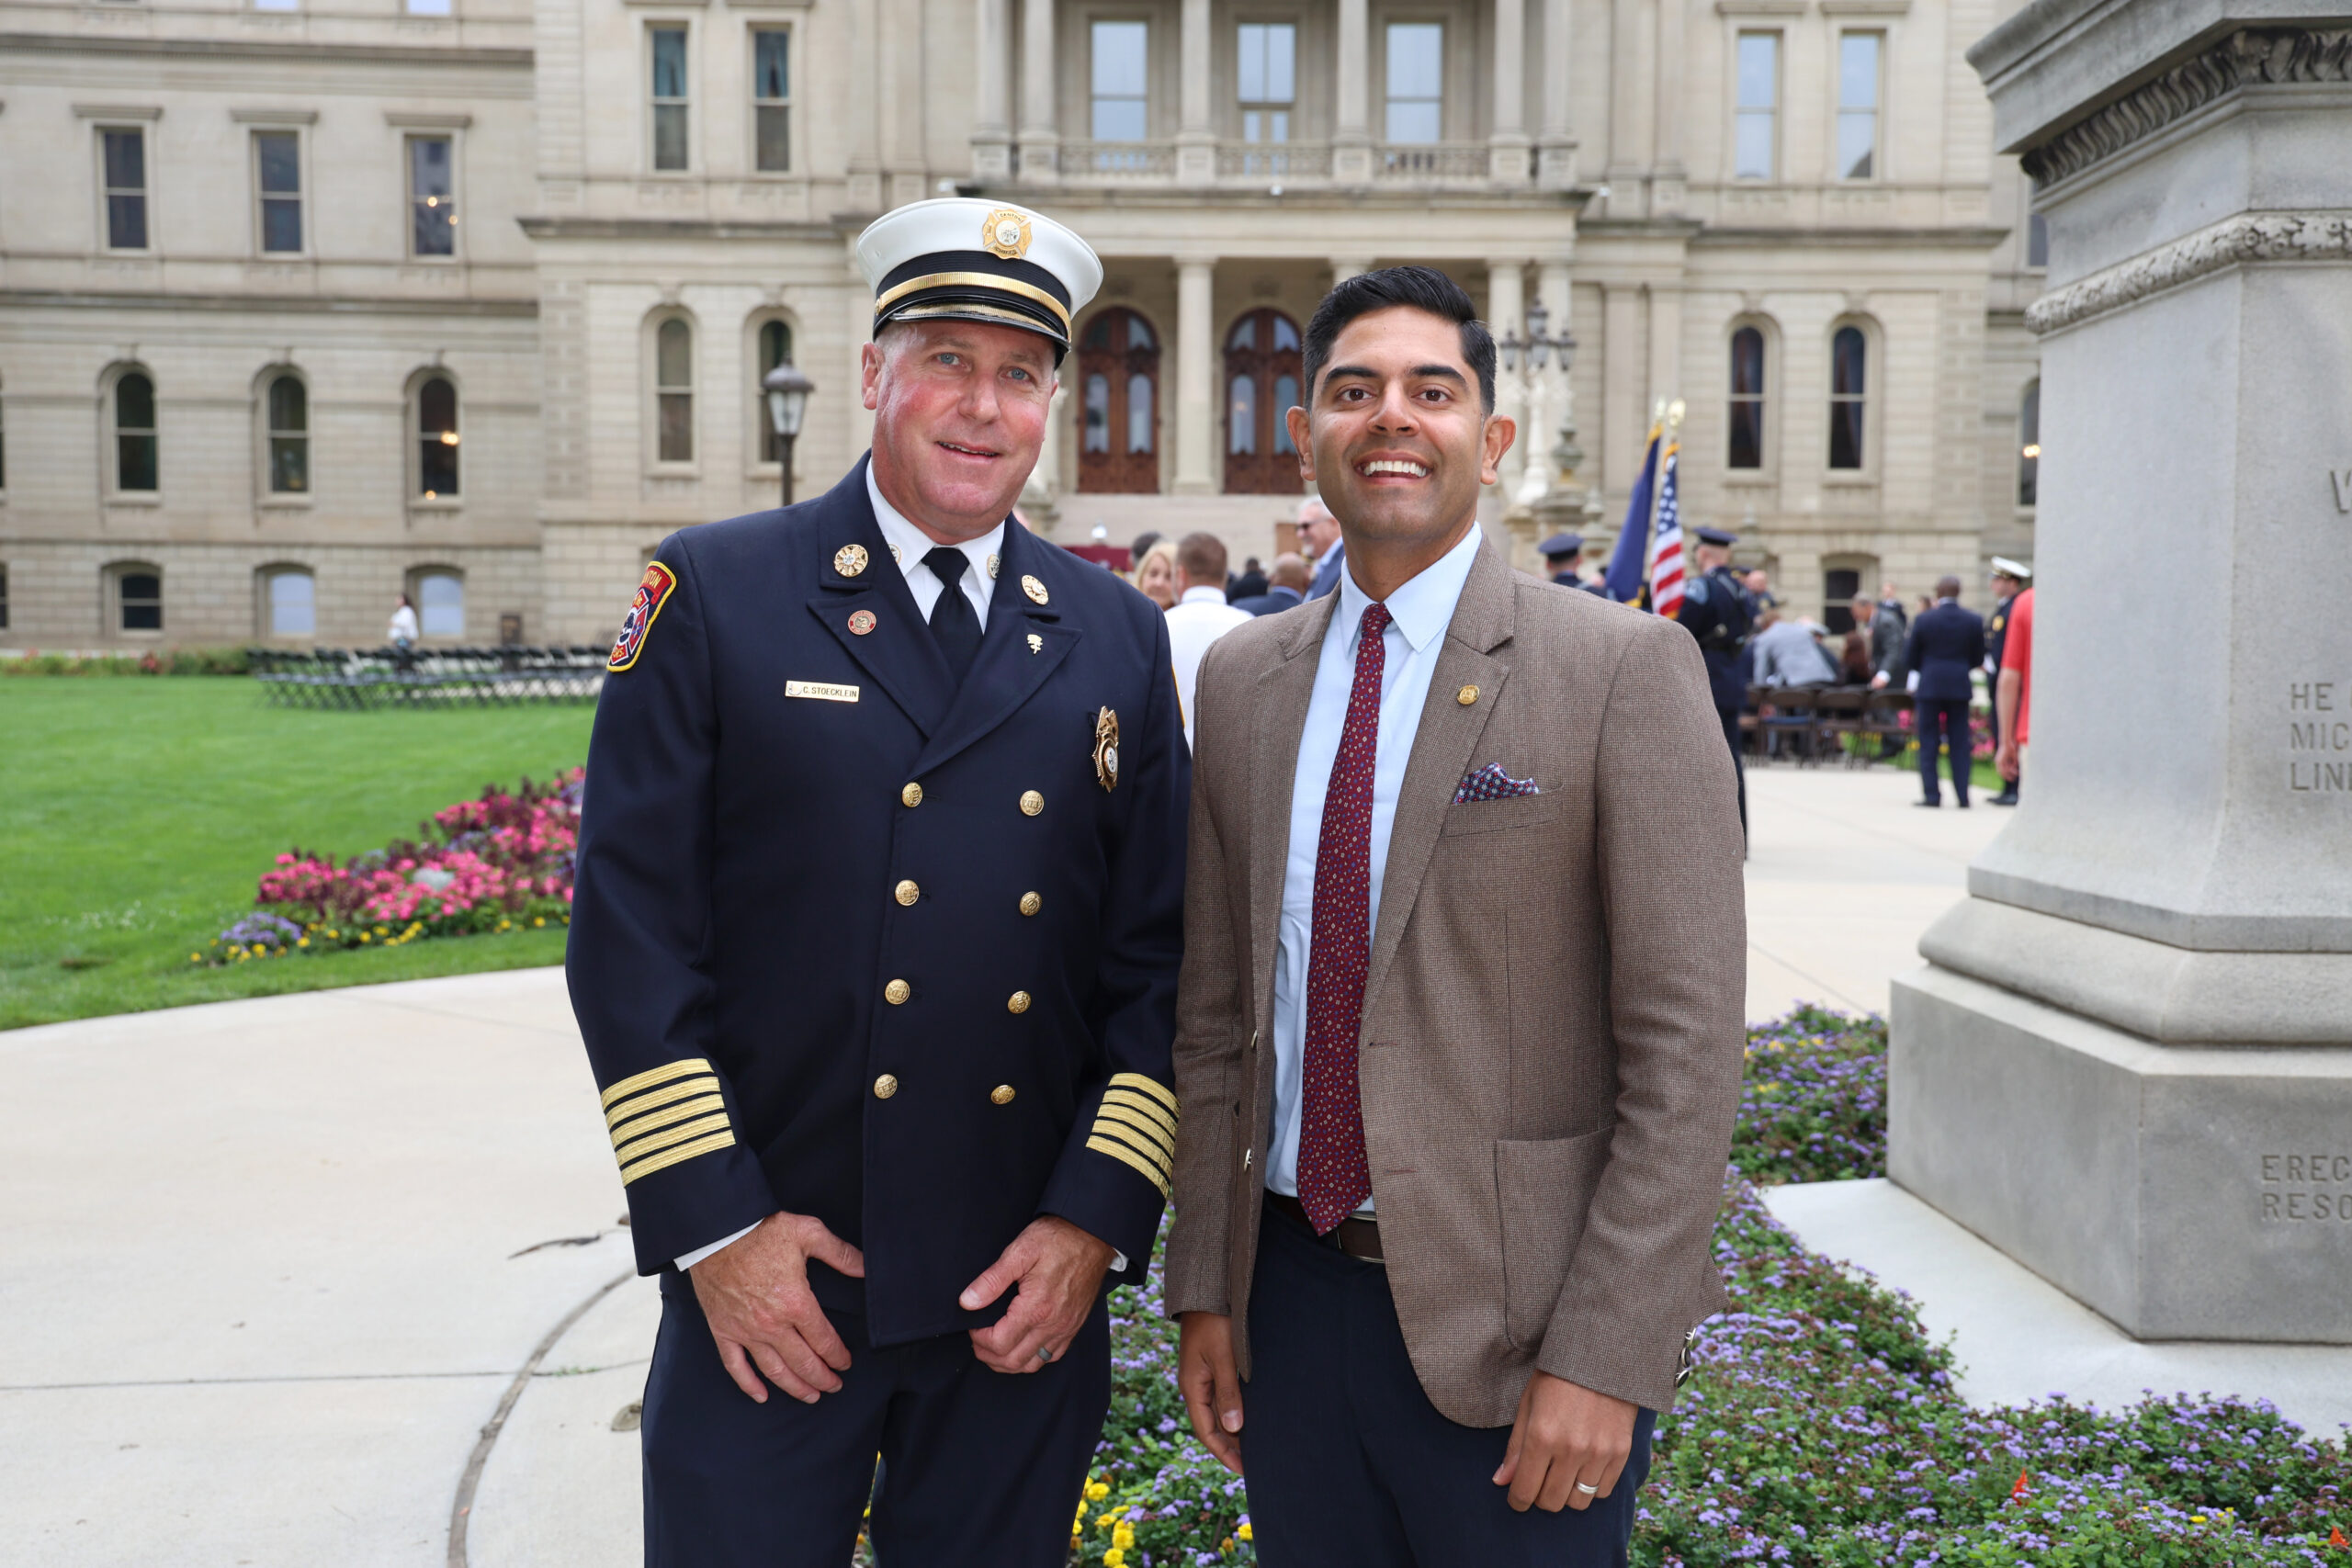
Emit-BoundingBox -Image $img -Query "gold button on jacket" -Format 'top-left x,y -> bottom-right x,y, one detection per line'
1007,990 -> 1031,1014
894,879 -> 921,907
1019,790 -> 1044,817
1019,891 -> 1042,917
900,782 -> 923,807
885,978 -> 911,1005
989,1084 -> 1016,1105
873,1074 -> 899,1100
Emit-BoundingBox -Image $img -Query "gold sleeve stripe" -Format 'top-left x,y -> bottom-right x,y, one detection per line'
613,1111 -> 735,1170
608,1093 -> 727,1149
1089,1122 -> 1173,1182
1095,1102 -> 1176,1161
605,1075 -> 721,1131
1087,1134 -> 1172,1201
621,1129 -> 739,1186
1101,1089 -> 1177,1142
1108,1072 -> 1178,1115
601,1057 -> 716,1110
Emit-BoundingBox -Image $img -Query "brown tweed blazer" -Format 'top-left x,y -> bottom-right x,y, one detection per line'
1160,538 -> 1747,1424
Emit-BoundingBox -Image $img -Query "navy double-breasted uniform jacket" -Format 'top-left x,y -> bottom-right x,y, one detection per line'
1676,565 -> 1754,711
566,457 -> 1187,1348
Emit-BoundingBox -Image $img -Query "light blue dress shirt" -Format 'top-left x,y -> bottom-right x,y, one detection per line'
1266,522 -> 1486,1209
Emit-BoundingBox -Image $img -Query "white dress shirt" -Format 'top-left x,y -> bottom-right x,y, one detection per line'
1265,523 -> 1485,1210
865,461 -> 1005,631
1163,585 -> 1253,749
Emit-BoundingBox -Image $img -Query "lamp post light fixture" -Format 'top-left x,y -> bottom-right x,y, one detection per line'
763,361 -> 816,507
1497,299 -> 1579,505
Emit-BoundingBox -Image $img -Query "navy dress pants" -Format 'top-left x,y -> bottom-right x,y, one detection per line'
1915,696 -> 1972,805
640,1270 -> 1108,1568
1242,1200 -> 1656,1568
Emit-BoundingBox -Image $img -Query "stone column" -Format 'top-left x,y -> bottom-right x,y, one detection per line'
1893,5 -> 2352,1346
1603,0 -> 1652,217
1488,0 -> 1529,183
1022,379 -> 1066,529
1018,0 -> 1058,185
1329,257 -> 1373,285
1649,0 -> 1684,211
1173,259 -> 1217,494
1487,261 -> 1526,490
1177,0 -> 1214,183
973,0 -> 1013,179
1536,0 -> 1574,189
1333,0 -> 1372,184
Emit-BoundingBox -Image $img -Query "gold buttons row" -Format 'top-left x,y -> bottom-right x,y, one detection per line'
888,890 -> 1041,915
899,783 -> 1046,817
873,1074 -> 1019,1105
881,979 -> 1033,1014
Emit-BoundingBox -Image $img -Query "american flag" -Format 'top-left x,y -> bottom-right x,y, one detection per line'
1648,444 -> 1686,618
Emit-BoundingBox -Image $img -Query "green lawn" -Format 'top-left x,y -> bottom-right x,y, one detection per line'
1,678 -> 594,1030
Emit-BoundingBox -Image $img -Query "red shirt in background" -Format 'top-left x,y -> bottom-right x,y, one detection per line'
2001,587 -> 2034,746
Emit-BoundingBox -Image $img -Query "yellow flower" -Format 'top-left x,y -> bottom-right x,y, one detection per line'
296,937 -> 309,948
533,917 -> 546,928
189,953 -> 201,964
1222,1540 -> 1234,1553
1238,1521 -> 1253,1542
1103,1551 -> 1125,1568
1113,1523 -> 1135,1549
1085,1482 -> 1110,1501
1097,1512 -> 1120,1530
359,932 -> 371,942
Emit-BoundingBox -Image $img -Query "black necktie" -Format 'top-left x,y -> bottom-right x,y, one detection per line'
922,547 -> 982,685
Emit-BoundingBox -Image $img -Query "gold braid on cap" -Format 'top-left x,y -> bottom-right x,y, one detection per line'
874,272 -> 1073,335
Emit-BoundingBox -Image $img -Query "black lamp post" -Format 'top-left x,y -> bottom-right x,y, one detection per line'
1497,297 -> 1575,377
763,361 -> 816,507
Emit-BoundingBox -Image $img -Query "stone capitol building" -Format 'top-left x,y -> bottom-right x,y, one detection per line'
0,0 -> 2044,649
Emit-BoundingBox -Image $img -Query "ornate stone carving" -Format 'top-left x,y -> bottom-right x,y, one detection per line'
2021,28 -> 2352,187
2025,210 -> 2352,335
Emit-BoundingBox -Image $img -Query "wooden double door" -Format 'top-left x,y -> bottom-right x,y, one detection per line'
1076,307 -> 1160,493
1225,307 -> 1304,495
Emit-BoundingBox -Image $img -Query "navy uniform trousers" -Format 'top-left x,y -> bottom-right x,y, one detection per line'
1241,1201 -> 1656,1567
642,1271 -> 1110,1568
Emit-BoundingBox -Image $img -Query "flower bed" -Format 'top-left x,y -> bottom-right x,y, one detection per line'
3,647 -> 249,676
1071,1008 -> 2349,1566
195,769 -> 579,964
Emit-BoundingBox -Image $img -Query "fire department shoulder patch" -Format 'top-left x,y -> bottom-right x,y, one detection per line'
608,561 -> 679,672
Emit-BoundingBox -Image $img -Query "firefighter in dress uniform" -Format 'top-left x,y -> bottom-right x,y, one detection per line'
567,198 -> 1187,1567
1675,525 -> 1754,835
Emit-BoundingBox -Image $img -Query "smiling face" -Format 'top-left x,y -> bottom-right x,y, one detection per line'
863,319 -> 1057,543
1287,305 -> 1511,582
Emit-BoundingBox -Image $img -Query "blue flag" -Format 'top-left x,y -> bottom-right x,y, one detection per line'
1602,424 -> 1663,603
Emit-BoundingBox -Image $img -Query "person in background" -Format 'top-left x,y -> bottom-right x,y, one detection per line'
1232,553 -> 1310,616
1163,531 -> 1253,748
1228,555 -> 1269,604
1875,580 -> 1908,637
1838,599 -> 1876,685
1984,558 -> 2030,806
1996,583 -> 2035,796
1130,530 -> 1164,570
1905,576 -> 1986,808
1863,594 -> 1907,694
1539,532 -> 1586,589
1742,569 -> 1778,614
389,592 -> 420,671
1135,538 -> 1181,610
1299,497 -> 1345,600
1750,606 -> 1840,687
1677,526 -> 1754,835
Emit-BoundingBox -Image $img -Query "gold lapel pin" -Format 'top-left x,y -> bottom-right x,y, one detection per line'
1022,575 -> 1049,605
833,544 -> 870,578
848,610 -> 877,636
988,554 -> 1002,581
1457,684 -> 1479,705
1026,633 -> 1043,655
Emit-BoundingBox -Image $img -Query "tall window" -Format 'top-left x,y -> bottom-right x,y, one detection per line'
417,376 -> 459,499
1224,309 -> 1303,495
2018,380 -> 2040,507
1728,327 -> 1766,469
265,375 -> 309,494
1828,326 -> 1866,470
254,130 -> 302,253
650,26 -> 690,170
752,29 -> 790,172
656,318 -> 694,463
1838,33 -> 1882,180
1734,33 -> 1778,180
101,129 -> 148,250
1238,23 -> 1295,145
1385,24 -> 1443,142
115,372 -> 159,491
759,319 -> 794,462
409,136 -> 456,257
2027,212 -> 2049,267
416,570 -> 465,637
116,566 -> 164,632
0,565 -> 9,632
405,0 -> 452,15
1077,308 -> 1159,494
1091,22 -> 1148,141
1823,566 -> 1861,636
263,569 -> 315,637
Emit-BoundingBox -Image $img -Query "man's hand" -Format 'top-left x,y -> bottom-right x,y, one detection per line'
960,1216 -> 1114,1373
1177,1312 -> 1246,1476
1996,740 -> 2020,783
688,1211 -> 865,1405
1492,1371 -> 1638,1513
1870,671 -> 1891,690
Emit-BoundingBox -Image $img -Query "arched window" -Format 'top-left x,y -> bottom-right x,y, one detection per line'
115,371 -> 158,492
416,375 -> 459,499
2017,379 -> 2040,507
1821,554 -> 1877,637
108,562 -> 164,632
758,318 -> 795,464
413,569 -> 465,637
266,374 -> 309,494
1223,308 -> 1303,495
259,566 -> 315,637
1828,325 -> 1867,470
1075,307 -> 1160,493
1728,326 -> 1767,469
656,318 -> 694,462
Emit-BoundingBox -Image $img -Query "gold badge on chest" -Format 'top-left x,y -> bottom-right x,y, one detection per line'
1022,575 -> 1049,605
833,545 -> 870,578
1092,706 -> 1120,793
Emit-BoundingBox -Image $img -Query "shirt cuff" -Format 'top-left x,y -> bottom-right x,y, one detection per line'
1112,1250 -> 1128,1273
675,1219 -> 763,1272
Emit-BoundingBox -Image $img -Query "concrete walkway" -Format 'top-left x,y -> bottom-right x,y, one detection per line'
0,763 -> 2247,1566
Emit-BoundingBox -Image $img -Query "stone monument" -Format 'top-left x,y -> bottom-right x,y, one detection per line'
1894,4 -> 2352,1343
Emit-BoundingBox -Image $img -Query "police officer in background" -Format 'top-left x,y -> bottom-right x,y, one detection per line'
1984,557 -> 2030,806
568,198 -> 1187,1567
1676,526 -> 1754,835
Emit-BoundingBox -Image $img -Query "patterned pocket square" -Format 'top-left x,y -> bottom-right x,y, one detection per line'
1453,763 -> 1542,804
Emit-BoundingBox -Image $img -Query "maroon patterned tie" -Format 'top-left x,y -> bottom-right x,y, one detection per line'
1297,602 -> 1390,1235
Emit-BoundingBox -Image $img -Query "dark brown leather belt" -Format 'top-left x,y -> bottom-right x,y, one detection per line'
1266,1190 -> 1384,1262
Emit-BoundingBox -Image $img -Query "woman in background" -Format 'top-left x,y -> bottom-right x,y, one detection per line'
1134,538 -> 1180,610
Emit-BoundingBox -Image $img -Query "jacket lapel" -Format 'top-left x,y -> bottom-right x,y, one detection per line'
909,522 -> 1079,779
1246,592 -> 1338,1043
805,457 -> 956,737
1362,542 -> 1516,1021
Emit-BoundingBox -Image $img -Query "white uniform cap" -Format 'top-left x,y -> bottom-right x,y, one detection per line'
854,198 -> 1103,356
1989,556 -> 2033,580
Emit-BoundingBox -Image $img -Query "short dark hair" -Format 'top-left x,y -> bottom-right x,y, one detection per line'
1177,531 -> 1227,584
1303,265 -> 1496,414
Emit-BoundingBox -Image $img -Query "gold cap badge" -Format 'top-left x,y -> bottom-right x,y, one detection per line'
834,545 -> 870,578
1022,575 -> 1049,605
981,208 -> 1033,260
1093,706 -> 1121,793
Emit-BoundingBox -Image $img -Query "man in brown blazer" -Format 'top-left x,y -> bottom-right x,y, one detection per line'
1163,267 -> 1746,1565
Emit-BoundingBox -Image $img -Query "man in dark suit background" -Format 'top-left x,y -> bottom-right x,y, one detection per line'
1232,552 -> 1310,616
1905,574 -> 1986,808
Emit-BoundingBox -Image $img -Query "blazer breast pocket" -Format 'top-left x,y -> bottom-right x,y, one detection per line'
1441,791 -> 1561,836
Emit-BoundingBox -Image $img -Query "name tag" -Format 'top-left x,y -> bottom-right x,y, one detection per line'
786,681 -> 860,703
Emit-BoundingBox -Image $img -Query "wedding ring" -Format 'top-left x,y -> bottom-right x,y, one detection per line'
1037,1346 -> 1054,1362
1575,1482 -> 1600,1495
